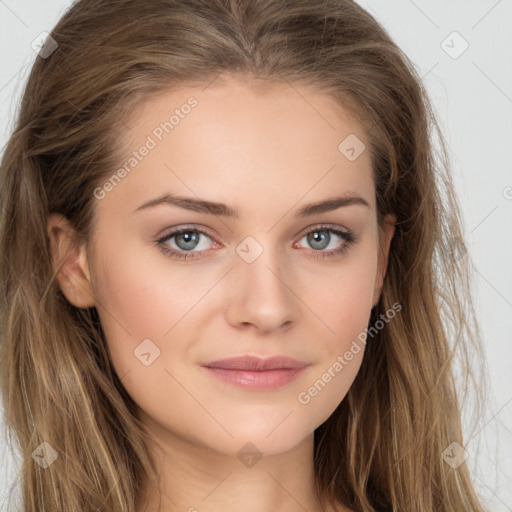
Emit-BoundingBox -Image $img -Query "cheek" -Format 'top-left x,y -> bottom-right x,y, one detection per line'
91,228 -> 378,364
293,270 -> 375,430
308,246 -> 378,343
86,228 -> 378,456
301,247 -> 376,384
89,236 -> 207,376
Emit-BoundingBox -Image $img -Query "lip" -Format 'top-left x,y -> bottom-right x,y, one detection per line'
201,355 -> 310,390
202,355 -> 309,371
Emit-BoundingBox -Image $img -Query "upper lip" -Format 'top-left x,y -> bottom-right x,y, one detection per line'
202,355 -> 309,371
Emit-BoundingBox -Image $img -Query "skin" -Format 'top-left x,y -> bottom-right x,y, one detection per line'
48,75 -> 396,512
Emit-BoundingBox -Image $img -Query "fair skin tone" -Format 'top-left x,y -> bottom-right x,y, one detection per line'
48,75 -> 396,512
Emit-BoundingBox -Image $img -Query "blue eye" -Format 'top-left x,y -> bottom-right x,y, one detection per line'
156,224 -> 357,261
294,225 -> 357,259
156,226 -> 215,261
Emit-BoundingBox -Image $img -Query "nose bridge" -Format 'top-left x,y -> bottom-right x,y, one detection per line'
226,233 -> 296,332
237,233 -> 289,297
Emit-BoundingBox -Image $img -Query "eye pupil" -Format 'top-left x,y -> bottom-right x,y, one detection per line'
176,231 -> 200,250
307,230 -> 329,250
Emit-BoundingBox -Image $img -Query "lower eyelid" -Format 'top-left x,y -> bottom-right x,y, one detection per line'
157,226 -> 355,258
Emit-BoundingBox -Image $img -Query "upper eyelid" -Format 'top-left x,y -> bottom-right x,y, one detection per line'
296,223 -> 349,237
157,224 -> 215,243
157,223 -> 350,246
159,223 -> 351,240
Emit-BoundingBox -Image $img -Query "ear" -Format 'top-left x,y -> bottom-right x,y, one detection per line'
47,213 -> 96,308
372,213 -> 397,308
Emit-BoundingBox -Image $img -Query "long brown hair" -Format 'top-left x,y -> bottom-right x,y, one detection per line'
0,0 -> 488,510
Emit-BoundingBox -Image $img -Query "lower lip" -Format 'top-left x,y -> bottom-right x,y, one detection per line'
203,366 -> 309,390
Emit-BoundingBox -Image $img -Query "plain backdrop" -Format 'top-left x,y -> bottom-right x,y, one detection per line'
0,1 -> 511,510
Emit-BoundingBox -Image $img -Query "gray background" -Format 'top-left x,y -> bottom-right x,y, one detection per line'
0,1 -> 511,510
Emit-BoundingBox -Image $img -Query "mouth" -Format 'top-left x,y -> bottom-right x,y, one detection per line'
201,355 -> 310,390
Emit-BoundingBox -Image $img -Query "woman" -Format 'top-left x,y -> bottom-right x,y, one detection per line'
0,0 -> 488,511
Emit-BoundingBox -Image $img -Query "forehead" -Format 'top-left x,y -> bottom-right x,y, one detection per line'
101,77 -> 376,217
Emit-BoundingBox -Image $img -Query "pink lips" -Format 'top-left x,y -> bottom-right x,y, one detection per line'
201,355 -> 310,390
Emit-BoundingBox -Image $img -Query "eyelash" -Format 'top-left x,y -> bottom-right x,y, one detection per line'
155,223 -> 357,262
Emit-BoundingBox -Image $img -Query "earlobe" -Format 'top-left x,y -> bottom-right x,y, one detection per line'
372,213 -> 397,308
47,213 -> 96,308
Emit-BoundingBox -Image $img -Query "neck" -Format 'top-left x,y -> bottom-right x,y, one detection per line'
136,413 -> 328,512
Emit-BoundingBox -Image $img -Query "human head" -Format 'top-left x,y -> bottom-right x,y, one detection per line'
0,1 -> 485,511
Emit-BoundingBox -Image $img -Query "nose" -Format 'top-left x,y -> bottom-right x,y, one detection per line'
224,245 -> 298,334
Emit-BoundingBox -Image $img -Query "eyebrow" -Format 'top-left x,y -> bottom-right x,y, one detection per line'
133,193 -> 370,218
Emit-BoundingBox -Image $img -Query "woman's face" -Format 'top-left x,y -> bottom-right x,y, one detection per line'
59,76 -> 395,457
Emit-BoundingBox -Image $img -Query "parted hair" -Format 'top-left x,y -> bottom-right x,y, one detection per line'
0,0 -> 487,511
